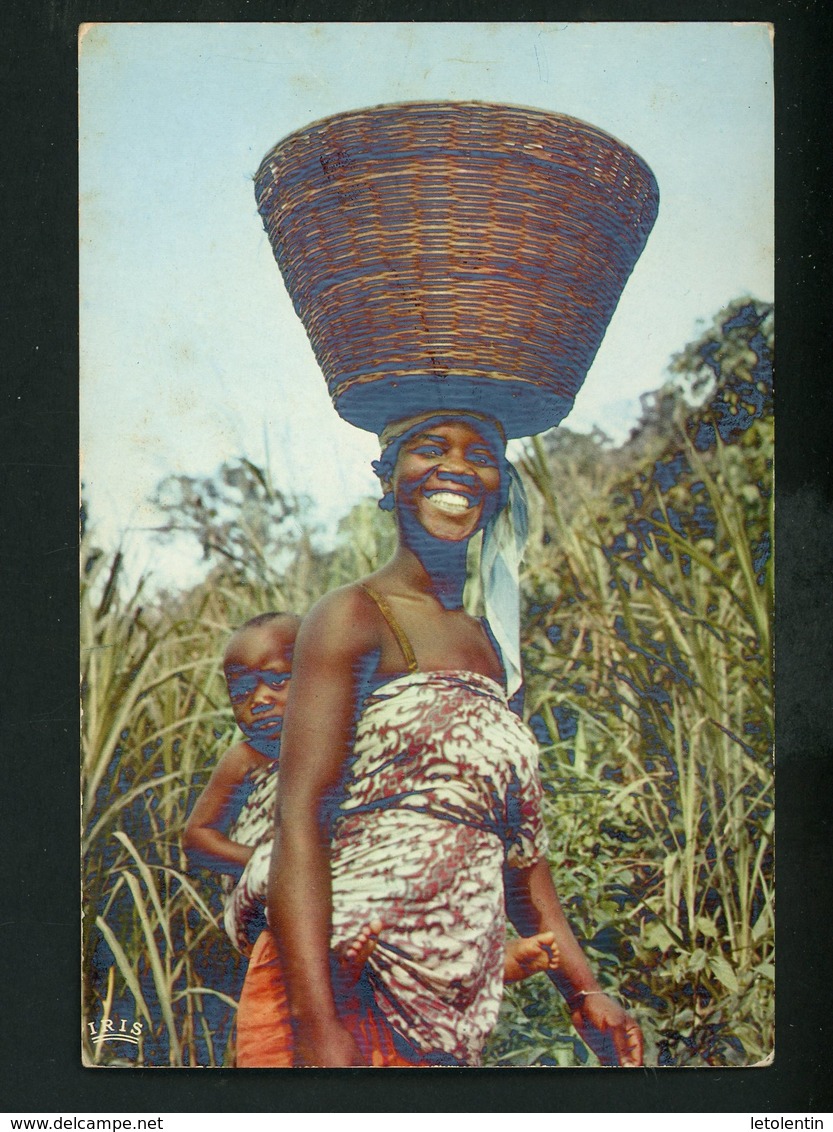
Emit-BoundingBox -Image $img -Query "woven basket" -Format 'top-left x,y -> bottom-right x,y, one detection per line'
255,101 -> 659,438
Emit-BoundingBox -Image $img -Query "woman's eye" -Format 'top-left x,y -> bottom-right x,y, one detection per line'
412,445 -> 443,457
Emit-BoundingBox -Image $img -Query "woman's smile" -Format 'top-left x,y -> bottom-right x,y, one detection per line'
424,488 -> 477,516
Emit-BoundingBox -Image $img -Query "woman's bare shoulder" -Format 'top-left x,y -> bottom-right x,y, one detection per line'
302,580 -> 376,624
297,582 -> 381,660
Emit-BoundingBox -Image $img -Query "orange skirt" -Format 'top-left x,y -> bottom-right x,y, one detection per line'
235,931 -> 421,1068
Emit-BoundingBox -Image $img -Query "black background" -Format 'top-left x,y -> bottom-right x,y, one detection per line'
2,0 -> 831,1113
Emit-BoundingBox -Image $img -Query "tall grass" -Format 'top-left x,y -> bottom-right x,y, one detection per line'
486,323 -> 773,1064
80,494 -> 397,1066
82,301 -> 773,1068
82,550 -> 238,1065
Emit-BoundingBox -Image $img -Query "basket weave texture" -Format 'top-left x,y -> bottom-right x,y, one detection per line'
255,101 -> 659,438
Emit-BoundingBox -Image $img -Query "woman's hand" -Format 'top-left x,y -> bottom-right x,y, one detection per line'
570,992 -> 643,1067
293,1018 -> 366,1068
503,931 -> 560,983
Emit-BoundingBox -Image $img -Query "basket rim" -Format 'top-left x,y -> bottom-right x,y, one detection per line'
255,99 -> 656,186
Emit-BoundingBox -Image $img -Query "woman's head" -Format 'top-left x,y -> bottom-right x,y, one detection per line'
372,412 -> 509,542
373,409 -> 529,696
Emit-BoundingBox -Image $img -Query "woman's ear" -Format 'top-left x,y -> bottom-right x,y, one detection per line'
378,479 -> 395,512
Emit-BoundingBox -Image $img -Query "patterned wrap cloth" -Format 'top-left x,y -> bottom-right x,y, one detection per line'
222,758 -> 279,953
231,668 -> 548,1066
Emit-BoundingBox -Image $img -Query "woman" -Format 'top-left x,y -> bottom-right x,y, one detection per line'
265,411 -> 642,1067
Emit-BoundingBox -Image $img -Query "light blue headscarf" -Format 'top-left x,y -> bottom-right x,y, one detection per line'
480,461 -> 529,698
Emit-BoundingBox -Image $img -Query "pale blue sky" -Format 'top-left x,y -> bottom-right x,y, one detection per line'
79,22 -> 773,590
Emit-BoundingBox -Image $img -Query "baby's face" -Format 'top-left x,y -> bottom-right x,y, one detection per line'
223,622 -> 297,751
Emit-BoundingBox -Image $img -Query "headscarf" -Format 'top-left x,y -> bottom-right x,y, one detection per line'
373,411 -> 529,697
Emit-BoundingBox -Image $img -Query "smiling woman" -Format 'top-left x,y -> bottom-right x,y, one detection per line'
233,100 -> 658,1068
226,411 -> 643,1068
380,416 -> 503,517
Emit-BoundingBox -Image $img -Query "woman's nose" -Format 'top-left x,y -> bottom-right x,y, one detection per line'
436,461 -> 478,484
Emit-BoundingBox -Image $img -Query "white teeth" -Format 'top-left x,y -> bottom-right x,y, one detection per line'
428,491 -> 472,515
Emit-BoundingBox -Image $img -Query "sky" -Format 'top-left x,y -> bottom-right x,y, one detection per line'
79,21 -> 773,592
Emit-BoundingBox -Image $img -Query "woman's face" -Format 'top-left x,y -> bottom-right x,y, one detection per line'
391,418 -> 503,542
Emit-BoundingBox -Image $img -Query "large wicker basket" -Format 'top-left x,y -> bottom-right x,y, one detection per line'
255,101 -> 659,438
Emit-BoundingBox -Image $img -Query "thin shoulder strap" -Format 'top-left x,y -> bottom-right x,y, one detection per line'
360,584 -> 419,674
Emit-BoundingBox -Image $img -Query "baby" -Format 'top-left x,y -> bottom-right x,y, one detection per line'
184,612 -> 298,919
184,611 -> 560,982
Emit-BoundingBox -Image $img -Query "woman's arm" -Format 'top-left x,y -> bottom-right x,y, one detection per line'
182,744 -> 257,875
504,858 -> 643,1066
267,587 -> 376,1067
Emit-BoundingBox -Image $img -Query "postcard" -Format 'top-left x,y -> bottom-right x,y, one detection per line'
80,21 -> 773,1069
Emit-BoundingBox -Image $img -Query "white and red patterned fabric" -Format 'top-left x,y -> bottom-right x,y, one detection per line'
330,670 -> 548,1065
222,759 -> 278,953
228,668 -> 548,1065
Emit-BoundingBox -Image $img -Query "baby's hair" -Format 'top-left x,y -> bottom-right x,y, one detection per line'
223,611 -> 301,670
238,611 -> 298,631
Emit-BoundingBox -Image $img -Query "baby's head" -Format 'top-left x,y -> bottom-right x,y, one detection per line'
223,612 -> 301,755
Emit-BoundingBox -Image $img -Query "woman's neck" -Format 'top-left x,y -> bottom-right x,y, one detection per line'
384,539 -> 469,611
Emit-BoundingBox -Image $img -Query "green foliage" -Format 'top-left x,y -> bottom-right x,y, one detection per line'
149,458 -> 333,611
485,297 -> 773,1066
82,297 -> 773,1068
